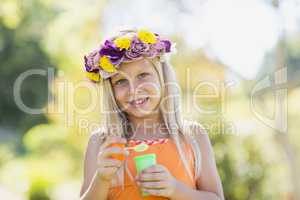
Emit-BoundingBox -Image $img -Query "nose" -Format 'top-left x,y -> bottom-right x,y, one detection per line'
129,81 -> 135,95
128,79 -> 142,97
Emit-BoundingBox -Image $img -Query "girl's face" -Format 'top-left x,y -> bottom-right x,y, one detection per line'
110,59 -> 161,118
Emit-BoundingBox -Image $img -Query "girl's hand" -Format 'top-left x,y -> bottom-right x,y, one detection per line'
97,136 -> 128,182
135,164 -> 178,198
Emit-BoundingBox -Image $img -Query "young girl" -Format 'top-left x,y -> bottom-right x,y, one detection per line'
80,29 -> 224,200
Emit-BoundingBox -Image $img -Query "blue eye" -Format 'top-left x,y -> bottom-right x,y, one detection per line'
138,72 -> 149,79
115,79 -> 128,85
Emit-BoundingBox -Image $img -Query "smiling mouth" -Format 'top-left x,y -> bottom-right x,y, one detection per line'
129,97 -> 149,107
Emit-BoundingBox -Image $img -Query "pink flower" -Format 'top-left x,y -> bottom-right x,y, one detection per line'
125,37 -> 150,60
84,49 -> 100,72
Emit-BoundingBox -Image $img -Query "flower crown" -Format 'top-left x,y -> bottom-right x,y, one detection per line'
84,29 -> 175,82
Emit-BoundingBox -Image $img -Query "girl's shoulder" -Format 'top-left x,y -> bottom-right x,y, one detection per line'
80,127 -> 107,197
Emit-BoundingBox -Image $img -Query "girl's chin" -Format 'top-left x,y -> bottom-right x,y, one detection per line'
128,109 -> 153,118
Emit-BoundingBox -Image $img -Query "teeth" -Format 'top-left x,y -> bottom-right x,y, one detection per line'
131,97 -> 147,105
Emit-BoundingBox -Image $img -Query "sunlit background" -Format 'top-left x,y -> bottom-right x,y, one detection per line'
0,0 -> 300,199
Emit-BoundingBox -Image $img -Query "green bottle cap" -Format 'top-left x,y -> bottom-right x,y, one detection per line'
134,143 -> 149,152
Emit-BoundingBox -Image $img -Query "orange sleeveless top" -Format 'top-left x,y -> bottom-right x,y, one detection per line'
108,137 -> 197,200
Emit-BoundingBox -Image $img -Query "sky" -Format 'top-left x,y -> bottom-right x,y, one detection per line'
101,0 -> 300,80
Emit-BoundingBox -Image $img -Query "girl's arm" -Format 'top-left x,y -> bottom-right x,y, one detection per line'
79,131 -> 110,200
80,132 -> 128,200
80,172 -> 111,200
170,122 -> 224,200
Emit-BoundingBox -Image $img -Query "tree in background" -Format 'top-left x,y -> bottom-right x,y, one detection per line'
0,0 -> 57,136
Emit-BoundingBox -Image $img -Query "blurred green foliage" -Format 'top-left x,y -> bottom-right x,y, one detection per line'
0,0 -> 57,134
28,177 -> 51,200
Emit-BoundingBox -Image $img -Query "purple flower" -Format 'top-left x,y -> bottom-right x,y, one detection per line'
84,49 -> 100,72
142,44 -> 158,58
125,37 -> 150,60
141,40 -> 171,58
161,40 -> 171,53
99,40 -> 125,65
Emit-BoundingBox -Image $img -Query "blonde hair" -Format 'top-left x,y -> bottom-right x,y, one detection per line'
97,29 -> 202,188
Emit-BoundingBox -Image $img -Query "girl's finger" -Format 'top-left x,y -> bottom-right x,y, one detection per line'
138,172 -> 167,182
98,158 -> 123,168
100,136 -> 127,150
97,167 -> 120,178
98,147 -> 128,159
139,180 -> 168,189
142,188 -> 168,197
142,164 -> 166,173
